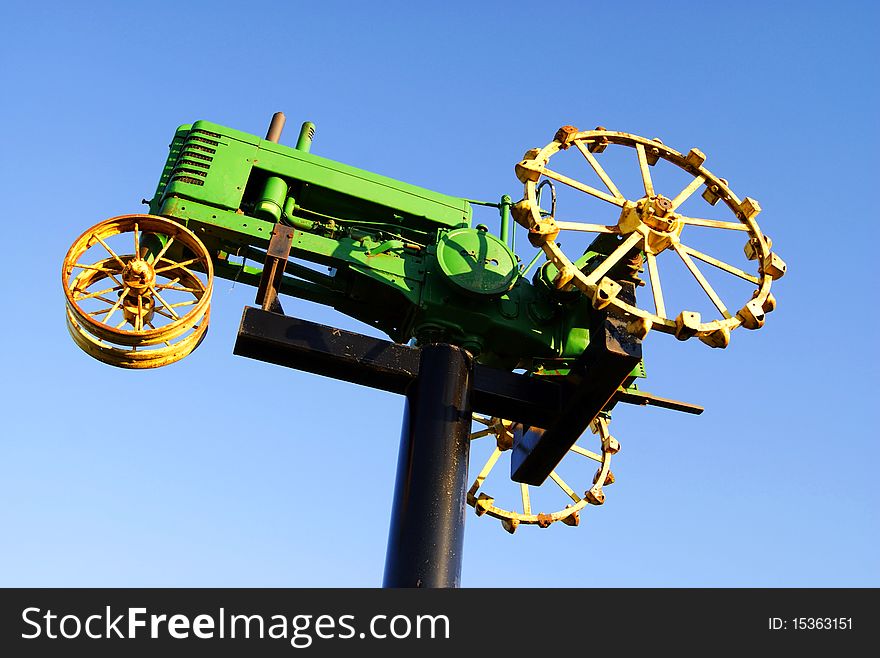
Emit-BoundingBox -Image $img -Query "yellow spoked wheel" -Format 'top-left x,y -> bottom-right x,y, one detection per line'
466,414 -> 619,533
513,126 -> 786,347
62,214 -> 213,369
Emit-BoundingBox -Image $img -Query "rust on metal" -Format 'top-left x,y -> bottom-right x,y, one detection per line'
512,127 -> 785,346
62,214 -> 213,369
464,411 -> 619,531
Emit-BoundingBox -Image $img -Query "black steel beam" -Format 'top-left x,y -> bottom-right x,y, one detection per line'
471,364 -> 563,429
234,306 -> 566,427
234,305 -> 685,431
237,306 -> 704,431
234,307 -> 419,395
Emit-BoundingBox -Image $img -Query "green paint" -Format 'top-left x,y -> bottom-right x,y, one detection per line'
148,118 -> 646,375
436,228 -> 517,296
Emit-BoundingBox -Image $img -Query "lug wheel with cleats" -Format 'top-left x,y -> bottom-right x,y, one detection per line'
466,414 -> 619,533
62,214 -> 213,368
513,127 -> 786,347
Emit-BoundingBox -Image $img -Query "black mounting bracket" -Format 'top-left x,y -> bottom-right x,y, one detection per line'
254,223 -> 294,314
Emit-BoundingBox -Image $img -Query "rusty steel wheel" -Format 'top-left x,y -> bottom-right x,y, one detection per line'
63,214 -> 213,369
466,414 -> 619,533
513,126 -> 786,347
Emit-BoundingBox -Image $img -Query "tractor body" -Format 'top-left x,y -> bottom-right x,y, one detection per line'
146,119 -> 623,372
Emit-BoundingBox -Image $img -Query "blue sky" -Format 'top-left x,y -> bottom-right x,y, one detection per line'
1,1 -> 877,587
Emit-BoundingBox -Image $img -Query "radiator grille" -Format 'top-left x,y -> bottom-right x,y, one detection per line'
169,129 -> 218,187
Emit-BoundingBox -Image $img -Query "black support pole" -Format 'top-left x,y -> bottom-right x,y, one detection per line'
383,343 -> 473,588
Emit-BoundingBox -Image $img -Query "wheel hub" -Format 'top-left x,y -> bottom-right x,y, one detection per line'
122,293 -> 155,326
618,195 -> 682,254
121,258 -> 156,292
640,195 -> 675,231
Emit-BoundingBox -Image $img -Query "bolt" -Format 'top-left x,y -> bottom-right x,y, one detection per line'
654,196 -> 672,216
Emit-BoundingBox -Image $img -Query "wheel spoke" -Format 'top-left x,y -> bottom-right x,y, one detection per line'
90,294 -> 122,307
135,295 -> 143,331
151,236 -> 175,264
520,483 -> 532,516
73,263 -> 125,289
73,283 -> 122,301
671,243 -> 731,317
542,240 -> 571,277
645,251 -> 667,318
570,444 -> 603,463
541,167 -> 625,207
168,300 -> 198,308
677,243 -> 759,284
470,447 -> 503,493
635,143 -> 655,197
101,287 -> 129,324
153,307 -> 175,320
92,234 -> 126,268
154,277 -> 201,295
155,284 -> 201,294
549,470 -> 581,503
470,428 -> 493,440
555,221 -> 619,234
669,175 -> 706,211
472,415 -> 493,425
154,257 -> 201,274
677,216 -> 749,231
73,263 -> 117,273
574,141 -> 625,201
115,318 -> 127,329
582,231 -> 642,287
149,287 -> 180,319
133,223 -> 140,258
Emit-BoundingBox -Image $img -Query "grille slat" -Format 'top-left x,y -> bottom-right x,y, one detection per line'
169,129 -> 216,187
171,175 -> 205,186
